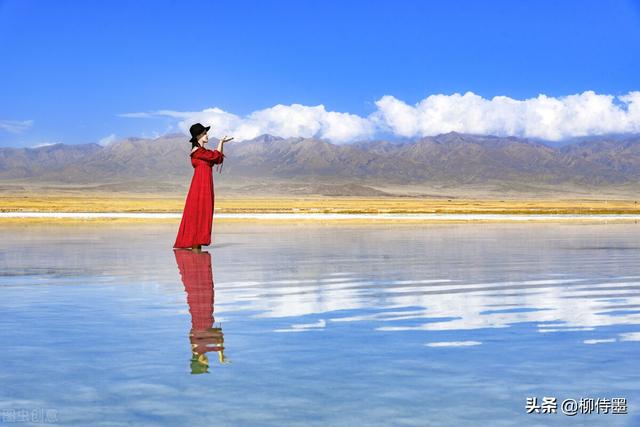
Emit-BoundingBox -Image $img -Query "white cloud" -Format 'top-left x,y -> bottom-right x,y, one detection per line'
140,131 -> 162,140
0,119 -> 33,133
373,91 -> 640,141
425,341 -> 482,347
31,141 -> 60,148
98,134 -> 117,146
119,90 -> 640,143
128,105 -> 375,143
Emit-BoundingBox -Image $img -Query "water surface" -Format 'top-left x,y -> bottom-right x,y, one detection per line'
1,222 -> 639,426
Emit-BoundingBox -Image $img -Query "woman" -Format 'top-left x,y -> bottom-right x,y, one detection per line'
173,123 -> 233,251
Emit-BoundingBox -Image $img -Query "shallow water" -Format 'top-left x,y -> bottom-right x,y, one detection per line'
1,222 -> 639,426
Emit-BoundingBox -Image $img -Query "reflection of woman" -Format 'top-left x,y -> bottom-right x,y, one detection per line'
173,249 -> 227,374
173,123 -> 233,251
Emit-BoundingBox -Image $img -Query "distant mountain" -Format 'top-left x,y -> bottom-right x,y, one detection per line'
1,132 -> 639,197
0,142 -> 102,179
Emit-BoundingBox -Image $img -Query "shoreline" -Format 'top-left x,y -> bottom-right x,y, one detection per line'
1,196 -> 640,214
2,196 -> 640,223
1,211 -> 640,223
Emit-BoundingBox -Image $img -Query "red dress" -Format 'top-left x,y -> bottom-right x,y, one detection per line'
173,147 -> 224,248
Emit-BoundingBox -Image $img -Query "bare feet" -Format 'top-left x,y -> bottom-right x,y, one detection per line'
191,244 -> 202,252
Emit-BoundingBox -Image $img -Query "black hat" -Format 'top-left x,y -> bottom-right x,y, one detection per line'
189,123 -> 211,143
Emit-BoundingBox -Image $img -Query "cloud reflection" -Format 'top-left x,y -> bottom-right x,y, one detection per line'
216,274 -> 640,338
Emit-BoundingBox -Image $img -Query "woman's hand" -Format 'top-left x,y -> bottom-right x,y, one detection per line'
216,135 -> 233,152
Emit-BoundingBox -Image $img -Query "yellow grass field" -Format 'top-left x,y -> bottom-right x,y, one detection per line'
1,194 -> 640,215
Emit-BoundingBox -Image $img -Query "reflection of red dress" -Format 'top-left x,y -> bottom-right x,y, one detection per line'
174,250 -> 224,355
173,147 -> 224,248
174,250 -> 215,330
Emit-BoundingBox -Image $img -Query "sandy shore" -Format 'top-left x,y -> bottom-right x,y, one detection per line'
2,195 -> 640,214
1,195 -> 640,223
1,212 -> 639,226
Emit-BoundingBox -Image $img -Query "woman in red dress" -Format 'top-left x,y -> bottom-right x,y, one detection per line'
173,123 -> 233,251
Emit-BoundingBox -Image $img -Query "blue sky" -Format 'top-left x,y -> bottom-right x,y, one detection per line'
1,0 -> 640,147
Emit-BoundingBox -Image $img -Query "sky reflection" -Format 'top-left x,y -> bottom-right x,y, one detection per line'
1,222 -> 639,425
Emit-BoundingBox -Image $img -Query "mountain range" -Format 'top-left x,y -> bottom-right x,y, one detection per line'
1,132 -> 639,197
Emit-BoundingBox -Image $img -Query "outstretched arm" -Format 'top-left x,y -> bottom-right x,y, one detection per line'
216,135 -> 233,156
213,136 -> 233,172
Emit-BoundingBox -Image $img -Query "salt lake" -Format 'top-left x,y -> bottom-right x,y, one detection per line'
1,221 -> 639,426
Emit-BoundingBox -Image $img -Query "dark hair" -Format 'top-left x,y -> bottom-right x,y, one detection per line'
191,141 -> 201,150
